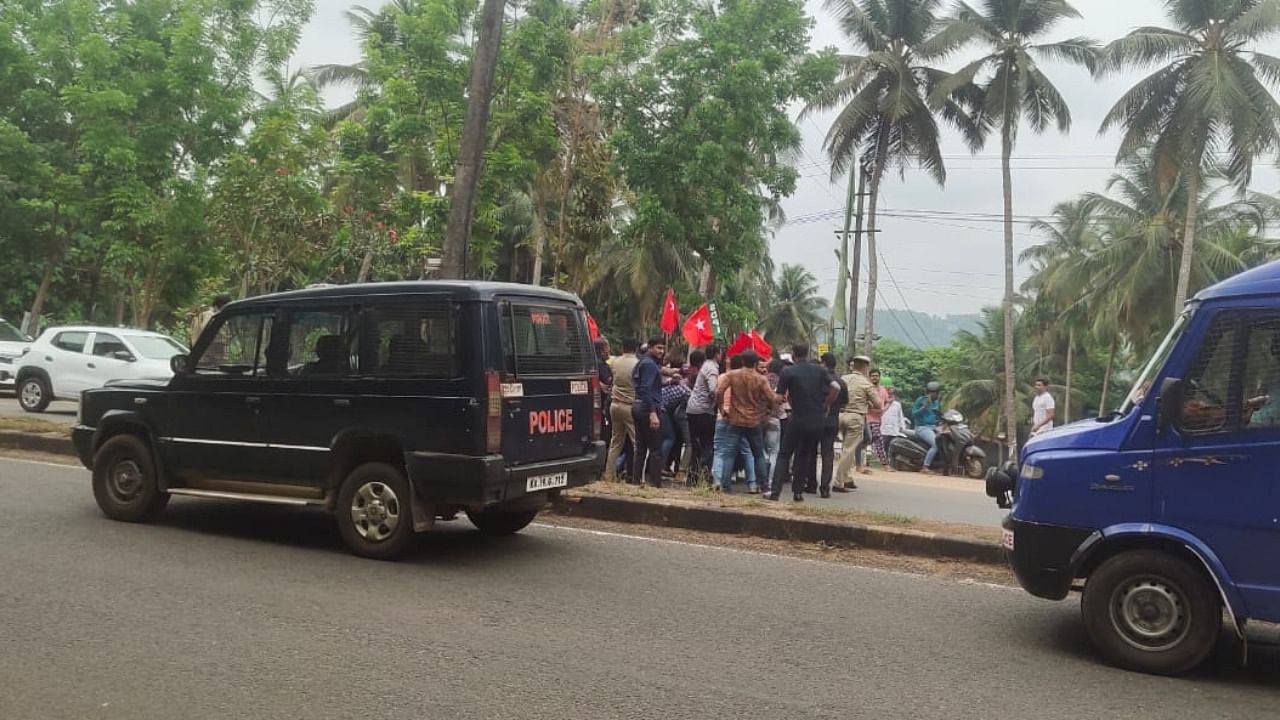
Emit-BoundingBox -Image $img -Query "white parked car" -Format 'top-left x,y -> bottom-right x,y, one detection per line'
14,326 -> 187,412
0,318 -> 34,391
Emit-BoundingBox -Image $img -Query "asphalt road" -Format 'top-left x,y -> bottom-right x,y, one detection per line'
818,471 -> 1005,526
0,390 -> 77,424
2,457 -> 1276,720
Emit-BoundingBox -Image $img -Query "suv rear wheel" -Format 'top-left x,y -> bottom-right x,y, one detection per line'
92,434 -> 170,522
336,462 -> 415,560
466,507 -> 540,536
18,375 -> 51,413
1081,549 -> 1221,676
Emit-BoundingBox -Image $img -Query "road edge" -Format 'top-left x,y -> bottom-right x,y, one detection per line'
0,430 -> 76,457
550,492 -> 1005,565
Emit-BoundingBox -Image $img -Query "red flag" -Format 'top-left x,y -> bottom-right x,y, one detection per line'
725,332 -> 753,358
681,304 -> 714,347
586,313 -> 600,340
751,330 -> 773,360
660,288 -> 679,335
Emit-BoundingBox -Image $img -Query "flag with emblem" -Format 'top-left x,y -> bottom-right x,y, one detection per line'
681,303 -> 714,347
660,288 -> 679,335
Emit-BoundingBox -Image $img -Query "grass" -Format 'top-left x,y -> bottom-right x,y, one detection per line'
0,417 -> 70,435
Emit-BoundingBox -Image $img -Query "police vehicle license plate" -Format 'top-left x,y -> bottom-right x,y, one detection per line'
527,472 -> 569,492
1001,529 -> 1015,551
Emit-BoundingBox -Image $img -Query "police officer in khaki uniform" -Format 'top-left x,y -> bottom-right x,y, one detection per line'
835,355 -> 881,490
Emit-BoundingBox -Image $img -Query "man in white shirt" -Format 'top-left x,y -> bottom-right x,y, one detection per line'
1031,378 -> 1056,436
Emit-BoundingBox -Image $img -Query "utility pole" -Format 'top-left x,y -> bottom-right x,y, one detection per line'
441,0 -> 507,280
831,161 -> 856,351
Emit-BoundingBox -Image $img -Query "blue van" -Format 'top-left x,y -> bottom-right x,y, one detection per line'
987,261 -> 1280,675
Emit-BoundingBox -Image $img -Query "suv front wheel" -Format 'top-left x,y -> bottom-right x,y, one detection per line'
18,375 -> 51,413
92,434 -> 170,522
336,462 -> 415,560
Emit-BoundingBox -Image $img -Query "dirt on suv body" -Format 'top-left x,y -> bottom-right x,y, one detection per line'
72,281 -> 606,559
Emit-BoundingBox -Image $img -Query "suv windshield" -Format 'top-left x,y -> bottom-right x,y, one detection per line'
124,335 -> 186,359
0,320 -> 28,342
1118,311 -> 1190,416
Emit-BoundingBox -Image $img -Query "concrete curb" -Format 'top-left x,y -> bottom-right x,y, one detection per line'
0,430 -> 76,457
550,492 -> 1005,565
0,428 -> 1003,565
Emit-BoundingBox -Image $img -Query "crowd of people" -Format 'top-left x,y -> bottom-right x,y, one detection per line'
594,337 -> 916,501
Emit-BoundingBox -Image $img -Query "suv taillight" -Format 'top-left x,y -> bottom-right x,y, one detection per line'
591,372 -> 602,441
486,370 -> 502,453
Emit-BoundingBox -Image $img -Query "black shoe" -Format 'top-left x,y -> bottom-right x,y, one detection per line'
820,489 -> 831,499
793,493 -> 804,502
805,484 -> 818,494
832,485 -> 851,493
765,493 -> 780,501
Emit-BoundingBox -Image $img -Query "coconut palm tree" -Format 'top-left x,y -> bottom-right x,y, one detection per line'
804,0 -> 986,356
760,264 -> 829,349
933,0 -> 1097,459
1098,0 -> 1280,316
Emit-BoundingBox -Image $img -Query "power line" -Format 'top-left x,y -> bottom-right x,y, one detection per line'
880,252 -> 935,346
874,284 -> 925,350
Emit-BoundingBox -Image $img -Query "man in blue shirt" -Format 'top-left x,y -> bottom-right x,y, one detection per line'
631,336 -> 668,487
912,382 -> 943,473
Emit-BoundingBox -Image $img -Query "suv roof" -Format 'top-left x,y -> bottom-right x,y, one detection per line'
38,326 -> 168,337
227,281 -> 584,311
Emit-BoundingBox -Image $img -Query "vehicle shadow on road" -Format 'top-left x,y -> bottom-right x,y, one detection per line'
154,498 -> 562,567
1007,602 -> 1280,686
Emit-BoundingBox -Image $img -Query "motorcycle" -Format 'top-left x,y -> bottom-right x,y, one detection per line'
887,409 -> 987,479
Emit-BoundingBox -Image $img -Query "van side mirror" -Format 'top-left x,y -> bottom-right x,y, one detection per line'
1157,377 -> 1183,434
170,354 -> 190,375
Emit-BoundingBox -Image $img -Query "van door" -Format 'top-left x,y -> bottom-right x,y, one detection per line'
497,300 -> 596,465
1153,308 -> 1280,622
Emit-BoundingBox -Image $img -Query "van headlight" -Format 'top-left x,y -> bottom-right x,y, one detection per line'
1020,463 -> 1044,480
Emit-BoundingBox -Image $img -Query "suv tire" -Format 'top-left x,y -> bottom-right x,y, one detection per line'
18,375 -> 51,413
336,462 -> 415,560
1081,549 -> 1221,676
92,434 -> 170,522
466,507 -> 539,536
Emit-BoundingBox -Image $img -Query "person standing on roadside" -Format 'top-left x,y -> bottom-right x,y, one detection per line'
878,385 -> 904,471
864,369 -> 891,469
595,338 -> 614,449
913,382 -> 944,474
760,358 -> 785,481
631,337 -> 668,487
835,355 -> 881,491
605,339 -> 640,481
712,350 -> 775,493
818,352 -> 848,496
769,343 -> 840,502
685,345 -> 721,480
1031,378 -> 1056,436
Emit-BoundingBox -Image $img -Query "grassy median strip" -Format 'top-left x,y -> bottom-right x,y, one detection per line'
0,417 -> 71,435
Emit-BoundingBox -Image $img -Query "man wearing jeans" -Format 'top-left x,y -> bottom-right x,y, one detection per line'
912,382 -> 943,474
712,350 -> 775,493
685,345 -> 721,479
769,344 -> 841,501
630,337 -> 668,487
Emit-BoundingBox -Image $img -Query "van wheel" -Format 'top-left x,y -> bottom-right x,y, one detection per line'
18,376 -> 51,413
466,507 -> 539,536
336,462 -> 415,560
1081,550 -> 1221,676
92,435 -> 169,522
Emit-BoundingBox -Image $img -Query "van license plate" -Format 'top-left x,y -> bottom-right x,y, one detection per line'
1001,529 -> 1015,551
527,472 -> 569,492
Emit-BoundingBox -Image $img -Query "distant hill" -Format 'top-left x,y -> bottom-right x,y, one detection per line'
825,309 -> 980,349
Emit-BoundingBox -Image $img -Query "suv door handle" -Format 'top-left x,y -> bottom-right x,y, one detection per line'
87,362 -> 96,369
333,398 -> 351,407
44,356 -> 53,362
245,396 -> 261,405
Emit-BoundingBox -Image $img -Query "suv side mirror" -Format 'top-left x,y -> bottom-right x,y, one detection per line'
112,350 -> 136,362
170,354 -> 190,375
1157,377 -> 1183,434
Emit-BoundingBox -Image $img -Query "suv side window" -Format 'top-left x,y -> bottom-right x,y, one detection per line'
92,334 -> 129,358
499,302 -> 592,376
195,312 -> 274,376
52,331 -> 89,353
285,310 -> 357,377
362,303 -> 457,378
1180,314 -> 1240,435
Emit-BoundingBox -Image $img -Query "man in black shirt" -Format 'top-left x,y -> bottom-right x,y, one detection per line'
769,343 -> 840,502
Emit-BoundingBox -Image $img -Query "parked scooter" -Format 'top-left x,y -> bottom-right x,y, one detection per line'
888,409 -> 987,478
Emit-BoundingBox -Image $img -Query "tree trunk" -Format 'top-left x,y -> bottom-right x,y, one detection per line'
441,0 -> 507,280
357,249 -> 374,283
863,143 -> 887,356
1001,125 -> 1018,461
113,294 -> 126,327
832,162 -> 856,349
28,257 -> 56,336
1100,334 -> 1118,414
848,165 -> 867,351
1173,168 -> 1201,314
1064,327 -> 1074,423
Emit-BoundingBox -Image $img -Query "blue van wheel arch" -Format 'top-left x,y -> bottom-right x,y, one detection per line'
1073,524 -> 1248,628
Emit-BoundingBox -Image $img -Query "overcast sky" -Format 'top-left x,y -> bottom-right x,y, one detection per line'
290,0 -> 1280,317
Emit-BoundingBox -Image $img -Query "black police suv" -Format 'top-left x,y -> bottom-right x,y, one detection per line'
72,282 -> 606,559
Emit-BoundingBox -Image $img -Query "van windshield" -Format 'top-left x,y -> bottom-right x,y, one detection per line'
1118,311 -> 1190,416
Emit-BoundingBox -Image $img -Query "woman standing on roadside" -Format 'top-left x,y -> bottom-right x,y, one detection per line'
877,385 -> 904,472
865,370 -> 892,469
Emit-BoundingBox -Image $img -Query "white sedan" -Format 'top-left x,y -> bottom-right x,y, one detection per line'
14,326 -> 186,413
